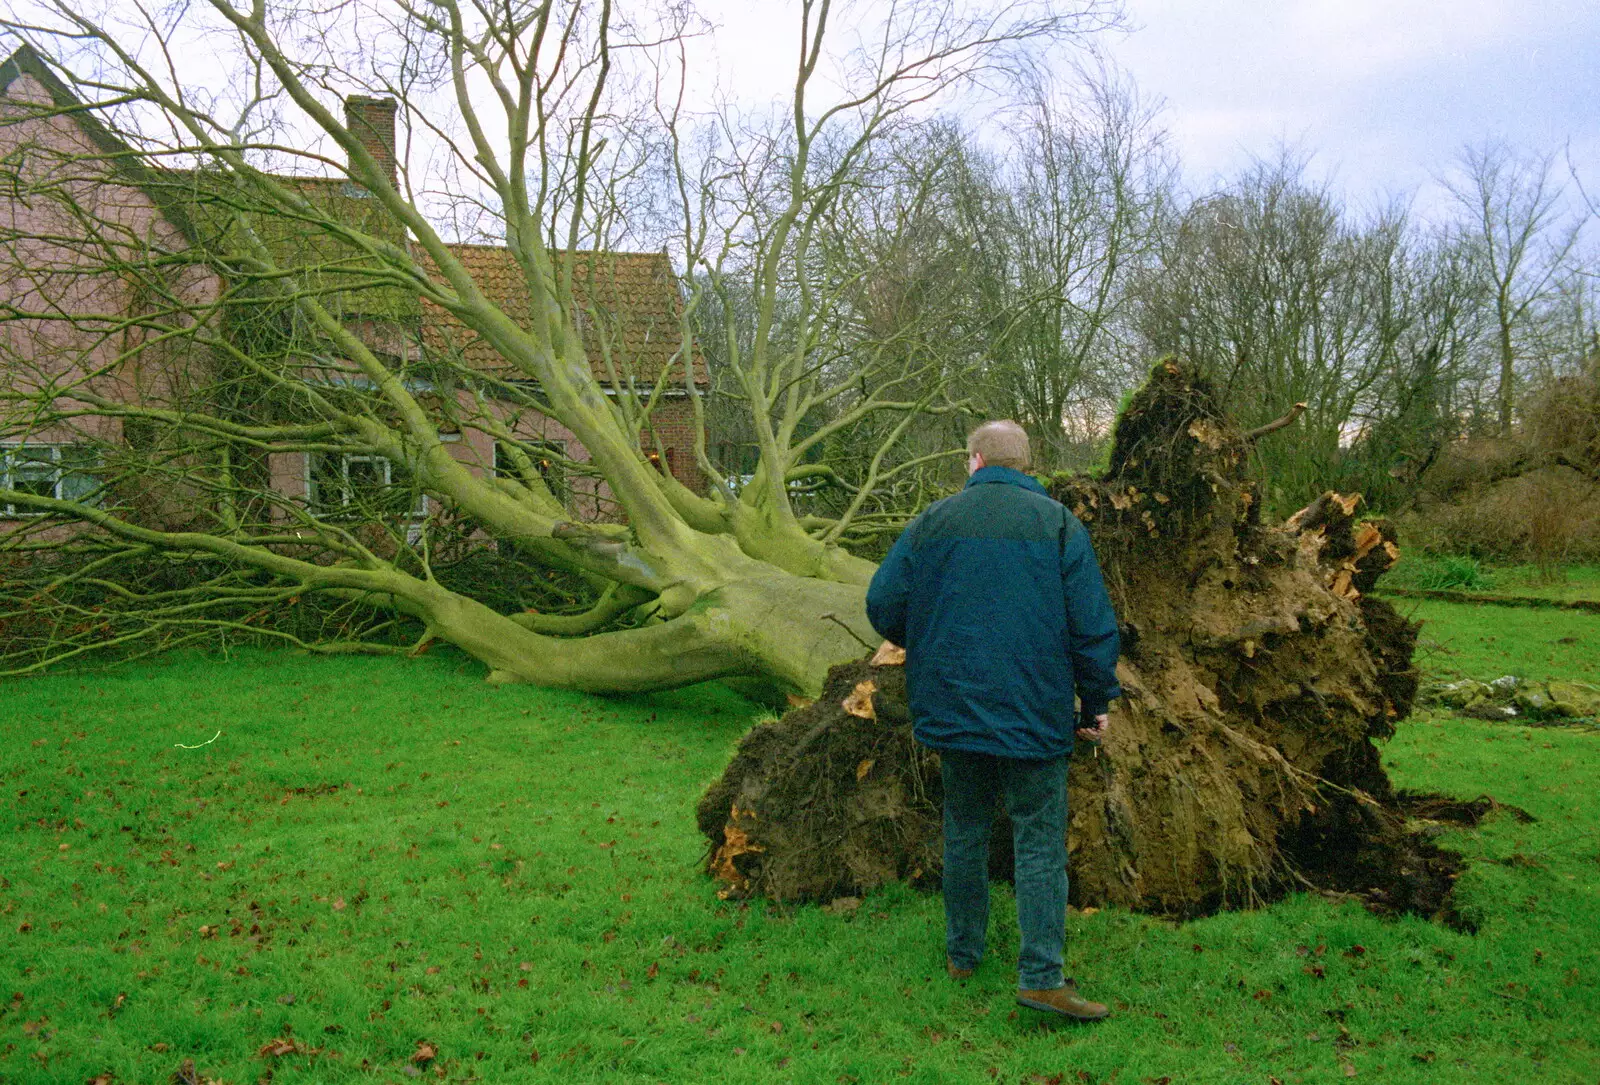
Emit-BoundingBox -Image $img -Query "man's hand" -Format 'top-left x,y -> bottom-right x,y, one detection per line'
1075,713 -> 1109,744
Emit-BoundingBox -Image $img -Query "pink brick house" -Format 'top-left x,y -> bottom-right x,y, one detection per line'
0,44 -> 708,535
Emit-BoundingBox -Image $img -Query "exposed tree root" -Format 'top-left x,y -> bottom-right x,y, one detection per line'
698,358 -> 1511,924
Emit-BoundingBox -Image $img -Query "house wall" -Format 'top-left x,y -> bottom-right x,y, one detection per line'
0,68 -> 222,533
266,389 -> 705,527
1,59 -> 709,545
646,396 -> 704,493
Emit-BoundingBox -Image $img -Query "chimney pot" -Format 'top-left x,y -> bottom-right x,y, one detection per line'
344,94 -> 397,189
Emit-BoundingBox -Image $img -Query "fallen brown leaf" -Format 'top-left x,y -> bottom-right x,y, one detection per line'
842,680 -> 877,720
411,1040 -> 438,1065
855,758 -> 875,782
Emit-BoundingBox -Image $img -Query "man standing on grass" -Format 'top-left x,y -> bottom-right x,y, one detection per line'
865,420 -> 1121,1021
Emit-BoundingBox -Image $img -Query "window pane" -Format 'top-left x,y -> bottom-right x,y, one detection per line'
11,448 -> 59,500
496,440 -> 567,502
57,446 -> 100,504
348,456 -> 419,519
346,457 -> 387,493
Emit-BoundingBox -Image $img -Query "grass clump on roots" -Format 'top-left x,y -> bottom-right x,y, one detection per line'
0,600 -> 1597,1082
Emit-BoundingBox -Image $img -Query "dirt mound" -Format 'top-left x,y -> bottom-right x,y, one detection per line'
700,358 -> 1501,921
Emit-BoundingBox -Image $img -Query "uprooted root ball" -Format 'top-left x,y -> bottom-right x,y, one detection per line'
701,358 -> 1493,922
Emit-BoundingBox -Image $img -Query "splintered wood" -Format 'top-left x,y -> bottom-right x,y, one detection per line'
869,641 -> 906,667
711,805 -> 764,899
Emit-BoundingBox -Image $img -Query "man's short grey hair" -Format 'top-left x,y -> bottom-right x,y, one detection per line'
967,420 -> 1031,470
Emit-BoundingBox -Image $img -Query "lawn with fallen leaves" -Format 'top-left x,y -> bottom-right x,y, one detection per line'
2,601 -> 1598,1083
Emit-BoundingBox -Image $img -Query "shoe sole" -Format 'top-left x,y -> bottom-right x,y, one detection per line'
1015,995 -> 1110,1021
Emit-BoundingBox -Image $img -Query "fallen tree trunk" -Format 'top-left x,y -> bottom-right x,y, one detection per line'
699,358 -> 1480,921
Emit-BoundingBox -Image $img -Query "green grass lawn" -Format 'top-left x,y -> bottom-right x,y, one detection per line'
2,616 -> 1599,1084
1401,597 -> 1599,683
1488,563 -> 1600,602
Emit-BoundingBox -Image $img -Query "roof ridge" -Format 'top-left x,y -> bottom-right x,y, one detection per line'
443,240 -> 667,260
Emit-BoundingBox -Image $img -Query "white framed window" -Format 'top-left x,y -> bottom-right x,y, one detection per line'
0,444 -> 100,515
307,452 -> 426,520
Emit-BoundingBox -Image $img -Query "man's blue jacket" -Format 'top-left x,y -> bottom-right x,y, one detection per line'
865,465 -> 1122,760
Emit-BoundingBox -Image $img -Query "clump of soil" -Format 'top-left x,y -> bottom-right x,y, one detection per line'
700,358 -> 1506,922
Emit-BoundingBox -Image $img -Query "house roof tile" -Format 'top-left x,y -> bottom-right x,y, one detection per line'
421,244 -> 707,388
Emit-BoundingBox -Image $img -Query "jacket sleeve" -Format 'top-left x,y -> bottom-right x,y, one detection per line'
1061,516 -> 1122,717
866,520 -> 915,648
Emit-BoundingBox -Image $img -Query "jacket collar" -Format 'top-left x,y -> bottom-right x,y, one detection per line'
964,464 -> 1047,495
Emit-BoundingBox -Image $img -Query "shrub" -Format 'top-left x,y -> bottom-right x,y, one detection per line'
1400,465 -> 1600,565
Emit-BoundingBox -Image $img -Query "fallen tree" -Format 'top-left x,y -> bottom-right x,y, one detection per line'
700,359 -> 1482,920
0,1 -> 1116,689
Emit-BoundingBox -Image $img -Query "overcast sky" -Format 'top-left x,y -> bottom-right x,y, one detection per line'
1111,0 -> 1598,217
700,0 -> 1598,222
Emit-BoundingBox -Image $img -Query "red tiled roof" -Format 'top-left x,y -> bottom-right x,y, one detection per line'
421,244 -> 707,388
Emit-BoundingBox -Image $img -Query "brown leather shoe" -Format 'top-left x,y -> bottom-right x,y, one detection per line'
1017,981 -> 1109,1020
947,958 -> 974,981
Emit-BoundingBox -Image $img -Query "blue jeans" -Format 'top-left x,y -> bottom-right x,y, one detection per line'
940,749 -> 1067,991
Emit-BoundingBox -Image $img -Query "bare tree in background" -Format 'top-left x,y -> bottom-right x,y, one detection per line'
1444,141 -> 1584,435
975,65 -> 1169,468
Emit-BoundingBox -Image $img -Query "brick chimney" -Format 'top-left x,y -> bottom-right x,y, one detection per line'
343,95 -> 397,188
